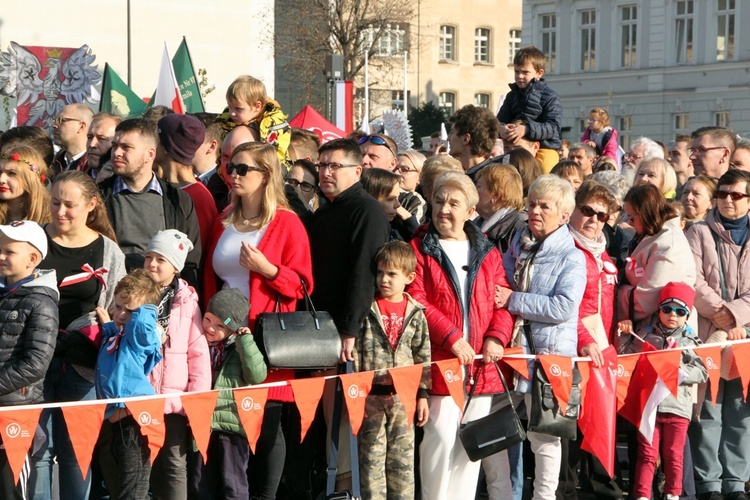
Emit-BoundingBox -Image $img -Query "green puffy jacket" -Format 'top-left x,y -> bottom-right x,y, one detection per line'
211,334 -> 267,436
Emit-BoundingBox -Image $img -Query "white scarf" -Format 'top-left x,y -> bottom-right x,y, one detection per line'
569,226 -> 607,272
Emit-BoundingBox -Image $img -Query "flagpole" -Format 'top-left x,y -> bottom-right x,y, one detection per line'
100,63 -> 109,113
364,51 -> 369,128
181,36 -> 205,112
403,51 -> 408,118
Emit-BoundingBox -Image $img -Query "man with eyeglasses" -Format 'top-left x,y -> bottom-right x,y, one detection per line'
622,137 -> 663,186
689,126 -> 736,181
51,103 -> 94,176
360,133 -> 399,170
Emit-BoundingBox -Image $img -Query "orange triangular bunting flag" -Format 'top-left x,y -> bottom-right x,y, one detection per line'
181,391 -> 220,463
730,342 -> 750,401
538,355 -> 574,414
694,345 -> 723,406
233,387 -> 269,453
339,371 -> 374,436
616,354 -> 640,411
644,349 -> 682,398
0,408 -> 42,485
125,399 -> 166,464
502,347 -> 530,380
435,359 -> 465,413
61,404 -> 106,480
290,378 -> 326,442
388,364 -> 423,428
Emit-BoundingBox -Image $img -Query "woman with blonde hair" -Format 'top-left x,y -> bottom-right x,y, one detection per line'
581,107 -> 619,164
202,142 -> 312,499
634,157 -> 678,199
0,145 -> 51,224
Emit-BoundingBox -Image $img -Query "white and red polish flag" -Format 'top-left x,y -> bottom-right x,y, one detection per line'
153,42 -> 185,114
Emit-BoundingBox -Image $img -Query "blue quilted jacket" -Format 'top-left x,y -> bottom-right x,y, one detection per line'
496,78 -> 562,150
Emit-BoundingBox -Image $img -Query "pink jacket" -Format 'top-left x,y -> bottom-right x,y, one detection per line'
148,279 -> 211,414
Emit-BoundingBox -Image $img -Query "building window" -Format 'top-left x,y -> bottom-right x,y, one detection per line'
715,111 -> 731,127
475,28 -> 491,63
362,24 -> 406,57
619,116 -> 632,150
439,25 -> 456,61
716,0 -> 735,61
392,91 -> 407,111
674,113 -> 690,131
540,13 -> 557,72
474,93 -> 491,108
439,92 -> 456,117
509,29 -> 521,64
675,1 -> 694,64
579,119 -> 588,135
621,5 -> 637,67
580,9 -> 596,71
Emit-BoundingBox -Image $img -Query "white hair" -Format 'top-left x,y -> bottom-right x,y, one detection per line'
631,137 -> 664,159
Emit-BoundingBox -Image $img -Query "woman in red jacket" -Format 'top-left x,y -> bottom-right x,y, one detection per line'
408,171 -> 514,499
203,142 -> 313,500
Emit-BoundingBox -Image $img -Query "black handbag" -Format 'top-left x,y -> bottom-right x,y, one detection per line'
255,280 -> 341,369
523,322 -> 581,440
459,362 -> 526,461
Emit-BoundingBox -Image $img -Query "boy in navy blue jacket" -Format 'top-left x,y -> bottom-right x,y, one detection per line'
95,269 -> 162,500
497,45 -> 562,174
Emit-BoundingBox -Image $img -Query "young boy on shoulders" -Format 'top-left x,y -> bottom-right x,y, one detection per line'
0,221 -> 59,498
497,45 -> 562,174
94,269 -> 162,500
353,241 -> 431,500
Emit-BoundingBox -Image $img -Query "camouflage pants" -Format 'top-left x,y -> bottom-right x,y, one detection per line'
358,394 -> 414,500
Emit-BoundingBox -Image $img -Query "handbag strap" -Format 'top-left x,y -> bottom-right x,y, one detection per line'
522,321 -> 537,356
710,228 -> 729,301
462,362 -> 518,415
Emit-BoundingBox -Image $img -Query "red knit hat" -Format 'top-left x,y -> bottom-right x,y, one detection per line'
659,282 -> 696,311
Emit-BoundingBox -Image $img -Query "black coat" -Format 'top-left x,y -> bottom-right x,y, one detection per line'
0,270 -> 59,405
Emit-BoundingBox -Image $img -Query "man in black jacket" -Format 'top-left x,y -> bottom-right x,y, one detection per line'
308,138 -> 390,362
98,118 -> 202,289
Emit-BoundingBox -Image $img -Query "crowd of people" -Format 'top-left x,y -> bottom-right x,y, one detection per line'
0,44 -> 748,500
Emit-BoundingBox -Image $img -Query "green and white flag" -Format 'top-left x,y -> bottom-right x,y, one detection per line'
99,63 -> 147,118
172,37 -> 204,113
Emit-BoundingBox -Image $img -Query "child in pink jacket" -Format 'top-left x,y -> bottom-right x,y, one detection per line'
143,230 -> 211,499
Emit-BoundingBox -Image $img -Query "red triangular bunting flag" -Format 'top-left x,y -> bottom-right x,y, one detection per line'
580,346 -> 618,478
0,408 -> 43,484
577,362 -> 591,419
61,404 -> 106,480
538,355 -> 574,414
290,378 -> 326,442
233,387 -> 269,453
694,345 -> 723,406
502,347 -> 530,380
125,399 -> 167,464
339,371 -> 374,436
644,349 -> 682,398
616,354 -> 640,411
435,359 -> 465,413
731,342 -> 750,401
181,391 -> 220,463
388,364 -> 423,428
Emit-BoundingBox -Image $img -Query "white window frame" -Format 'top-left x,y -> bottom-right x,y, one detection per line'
675,0 -> 694,64
474,93 -> 491,108
508,29 -> 521,65
621,5 -> 638,68
716,0 -> 736,61
362,24 -> 406,57
439,91 -> 456,117
579,9 -> 597,71
540,13 -> 557,72
619,116 -> 633,150
715,111 -> 731,128
475,28 -> 491,63
674,113 -> 690,132
439,25 -> 456,61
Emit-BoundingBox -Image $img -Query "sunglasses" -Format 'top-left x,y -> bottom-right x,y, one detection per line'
286,178 -> 316,192
660,305 -> 689,317
578,205 -> 609,222
226,163 -> 265,176
715,190 -> 750,201
358,135 -> 397,157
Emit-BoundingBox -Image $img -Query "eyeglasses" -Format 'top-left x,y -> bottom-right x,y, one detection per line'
393,165 -> 419,174
623,153 -> 645,162
286,178 -> 316,192
358,135 -> 397,157
578,205 -> 609,223
54,117 -> 82,125
623,211 -> 638,223
314,162 -> 359,172
715,190 -> 750,201
659,305 -> 689,317
688,146 -> 727,156
226,163 -> 265,176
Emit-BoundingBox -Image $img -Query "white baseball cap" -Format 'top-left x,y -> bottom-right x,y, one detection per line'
0,220 -> 48,259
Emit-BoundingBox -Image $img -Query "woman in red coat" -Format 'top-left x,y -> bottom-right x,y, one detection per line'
203,142 -> 313,500
408,171 -> 514,499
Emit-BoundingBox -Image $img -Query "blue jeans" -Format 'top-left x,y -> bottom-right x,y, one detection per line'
30,358 -> 96,499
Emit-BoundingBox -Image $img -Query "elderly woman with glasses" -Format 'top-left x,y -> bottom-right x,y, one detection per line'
202,142 -> 313,499
686,168 -> 750,499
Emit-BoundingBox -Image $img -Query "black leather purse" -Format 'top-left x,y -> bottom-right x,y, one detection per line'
459,362 -> 526,462
255,280 -> 341,369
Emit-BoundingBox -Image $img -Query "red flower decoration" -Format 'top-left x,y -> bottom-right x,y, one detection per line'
40,174 -> 47,183
10,153 -> 20,161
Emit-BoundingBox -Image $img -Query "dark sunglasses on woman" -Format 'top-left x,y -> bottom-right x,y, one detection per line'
578,205 -> 609,223
226,163 -> 264,176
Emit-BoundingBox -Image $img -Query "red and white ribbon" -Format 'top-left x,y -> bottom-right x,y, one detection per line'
60,264 -> 109,290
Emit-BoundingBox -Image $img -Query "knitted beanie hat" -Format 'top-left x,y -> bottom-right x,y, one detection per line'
144,229 -> 193,272
659,281 -> 696,311
157,114 -> 206,165
207,288 -> 250,332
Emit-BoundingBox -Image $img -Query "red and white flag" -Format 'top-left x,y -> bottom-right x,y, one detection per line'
153,43 -> 185,114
